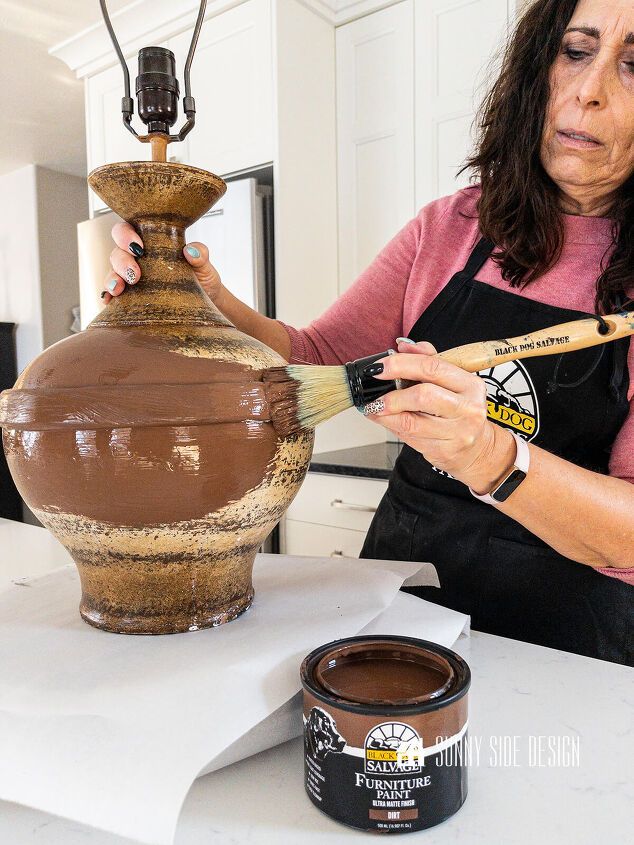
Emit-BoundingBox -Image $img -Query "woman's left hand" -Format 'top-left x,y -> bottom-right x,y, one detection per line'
365,340 -> 516,493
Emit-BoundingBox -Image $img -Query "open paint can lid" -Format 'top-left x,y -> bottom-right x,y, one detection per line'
310,637 -> 459,708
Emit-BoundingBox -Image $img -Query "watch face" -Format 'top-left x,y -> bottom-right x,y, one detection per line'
492,469 -> 527,502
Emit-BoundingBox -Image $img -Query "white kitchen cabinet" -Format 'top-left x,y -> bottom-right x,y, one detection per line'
283,519 -> 368,558
336,0 -> 415,293
169,0 -> 273,176
286,473 -> 387,533
414,0 -> 511,208
284,472 -> 388,557
336,0 -> 513,265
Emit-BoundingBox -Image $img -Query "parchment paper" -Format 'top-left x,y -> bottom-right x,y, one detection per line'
0,554 -> 468,845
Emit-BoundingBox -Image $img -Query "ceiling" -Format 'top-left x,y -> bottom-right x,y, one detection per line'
0,0 -> 130,179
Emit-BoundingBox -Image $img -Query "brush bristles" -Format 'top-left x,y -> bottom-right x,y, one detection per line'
263,365 -> 353,436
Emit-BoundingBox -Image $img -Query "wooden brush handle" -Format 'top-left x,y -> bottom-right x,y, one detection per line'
437,312 -> 634,372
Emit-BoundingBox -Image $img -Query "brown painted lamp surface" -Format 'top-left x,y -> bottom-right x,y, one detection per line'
0,1 -> 313,634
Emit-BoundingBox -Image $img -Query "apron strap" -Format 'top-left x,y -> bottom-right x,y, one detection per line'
548,291 -> 630,399
546,345 -> 607,394
406,235 -> 495,342
462,236 -> 495,278
608,291 -> 632,400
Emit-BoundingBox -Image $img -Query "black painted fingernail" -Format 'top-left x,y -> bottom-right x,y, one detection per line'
129,242 -> 144,257
100,290 -> 107,298
363,363 -> 384,377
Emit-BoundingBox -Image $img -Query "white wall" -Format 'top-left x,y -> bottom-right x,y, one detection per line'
0,165 -> 87,525
0,165 -> 87,376
0,165 -> 43,375
36,166 -> 87,349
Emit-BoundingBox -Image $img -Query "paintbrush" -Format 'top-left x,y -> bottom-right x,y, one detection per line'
262,311 -> 634,437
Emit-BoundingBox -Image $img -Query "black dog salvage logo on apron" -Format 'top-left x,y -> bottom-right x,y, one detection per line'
432,356 -> 540,480
361,236 -> 633,665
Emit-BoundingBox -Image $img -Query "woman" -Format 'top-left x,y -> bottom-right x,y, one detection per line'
104,0 -> 634,664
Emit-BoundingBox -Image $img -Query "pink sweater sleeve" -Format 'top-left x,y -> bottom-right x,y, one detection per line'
278,211 -> 427,365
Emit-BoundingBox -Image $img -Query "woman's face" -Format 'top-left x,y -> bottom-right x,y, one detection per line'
540,0 -> 634,214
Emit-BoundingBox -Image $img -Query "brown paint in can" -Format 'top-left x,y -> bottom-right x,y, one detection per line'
301,636 -> 470,834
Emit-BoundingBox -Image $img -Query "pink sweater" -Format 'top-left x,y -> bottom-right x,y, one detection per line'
281,185 -> 634,584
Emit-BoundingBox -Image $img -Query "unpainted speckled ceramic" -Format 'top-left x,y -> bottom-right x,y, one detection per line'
0,162 -> 314,634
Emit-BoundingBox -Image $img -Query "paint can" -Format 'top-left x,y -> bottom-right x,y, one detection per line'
301,635 -> 470,833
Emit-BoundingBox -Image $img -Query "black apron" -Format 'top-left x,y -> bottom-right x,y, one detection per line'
361,235 -> 633,665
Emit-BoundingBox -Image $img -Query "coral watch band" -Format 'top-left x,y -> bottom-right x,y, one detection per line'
469,430 -> 530,505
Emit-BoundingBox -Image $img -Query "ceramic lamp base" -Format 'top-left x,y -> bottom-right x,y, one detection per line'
0,161 -> 314,635
79,582 -> 255,635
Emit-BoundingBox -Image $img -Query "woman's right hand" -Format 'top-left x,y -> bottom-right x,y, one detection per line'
101,221 -> 223,303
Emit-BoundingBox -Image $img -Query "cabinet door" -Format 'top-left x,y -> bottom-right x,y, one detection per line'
415,0 -> 510,207
169,0 -> 274,177
283,520 -> 368,559
336,0 -> 415,293
286,473 -> 388,533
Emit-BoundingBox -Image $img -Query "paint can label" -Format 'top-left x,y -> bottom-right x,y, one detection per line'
303,699 -> 468,833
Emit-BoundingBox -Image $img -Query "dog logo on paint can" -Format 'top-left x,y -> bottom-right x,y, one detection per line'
305,707 -> 346,761
364,723 -> 424,774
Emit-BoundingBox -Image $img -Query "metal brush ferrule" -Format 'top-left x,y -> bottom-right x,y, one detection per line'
345,349 -> 400,408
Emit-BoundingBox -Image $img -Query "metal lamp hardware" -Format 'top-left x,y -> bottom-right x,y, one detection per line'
99,0 -> 207,146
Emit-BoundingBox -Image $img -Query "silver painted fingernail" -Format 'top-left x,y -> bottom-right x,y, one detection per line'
125,267 -> 136,284
107,278 -> 118,293
396,337 -> 415,344
362,399 -> 385,416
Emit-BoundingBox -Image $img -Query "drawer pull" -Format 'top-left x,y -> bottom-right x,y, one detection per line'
330,550 -> 345,557
330,498 -> 377,514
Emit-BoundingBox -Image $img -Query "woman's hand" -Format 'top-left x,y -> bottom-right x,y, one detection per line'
366,339 -> 516,494
101,221 -> 223,303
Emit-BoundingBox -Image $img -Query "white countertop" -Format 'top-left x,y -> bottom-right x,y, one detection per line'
0,519 -> 631,844
0,517 -> 73,589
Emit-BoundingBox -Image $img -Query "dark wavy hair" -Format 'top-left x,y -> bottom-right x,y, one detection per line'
460,0 -> 634,314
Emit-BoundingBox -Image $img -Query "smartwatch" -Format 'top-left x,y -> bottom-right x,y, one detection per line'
469,430 -> 530,504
